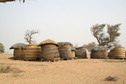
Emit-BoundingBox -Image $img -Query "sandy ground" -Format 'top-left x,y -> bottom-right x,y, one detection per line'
0,54 -> 126,84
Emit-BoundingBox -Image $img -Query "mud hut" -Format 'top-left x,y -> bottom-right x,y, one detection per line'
38,39 -> 60,61
71,47 -> 76,59
75,47 -> 87,58
25,44 -> 41,60
90,47 -> 107,59
10,43 -> 26,59
58,42 -> 73,60
108,46 -> 125,59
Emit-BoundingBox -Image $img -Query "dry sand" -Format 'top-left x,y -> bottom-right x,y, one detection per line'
0,54 -> 126,84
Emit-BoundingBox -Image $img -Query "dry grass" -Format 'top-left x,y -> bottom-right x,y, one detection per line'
0,65 -> 11,73
0,65 -> 23,73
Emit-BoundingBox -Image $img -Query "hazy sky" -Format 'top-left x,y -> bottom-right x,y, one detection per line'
0,0 -> 126,53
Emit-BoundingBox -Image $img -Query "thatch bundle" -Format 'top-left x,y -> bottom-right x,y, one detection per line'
71,47 -> 76,58
90,47 -> 107,59
39,39 -> 60,61
10,43 -> 26,59
75,47 -> 87,58
108,47 -> 125,59
58,42 -> 73,60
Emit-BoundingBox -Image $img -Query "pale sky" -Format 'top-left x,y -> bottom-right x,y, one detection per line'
0,0 -> 126,53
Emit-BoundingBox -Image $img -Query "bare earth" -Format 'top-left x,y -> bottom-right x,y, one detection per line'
0,54 -> 126,84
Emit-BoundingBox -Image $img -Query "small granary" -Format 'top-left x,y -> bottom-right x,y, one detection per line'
75,47 -> 87,58
58,42 -> 73,60
90,47 -> 107,59
10,43 -> 26,60
25,44 -> 41,60
71,47 -> 76,59
108,46 -> 125,59
38,39 -> 60,61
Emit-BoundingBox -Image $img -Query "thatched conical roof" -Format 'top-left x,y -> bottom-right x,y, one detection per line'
38,39 -> 58,46
71,47 -> 76,51
10,43 -> 26,49
91,47 -> 104,52
58,42 -> 73,46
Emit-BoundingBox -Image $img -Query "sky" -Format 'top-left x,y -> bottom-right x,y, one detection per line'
0,0 -> 126,53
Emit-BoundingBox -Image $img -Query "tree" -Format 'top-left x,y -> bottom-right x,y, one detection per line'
107,24 -> 121,42
90,24 -> 106,46
83,42 -> 97,52
0,43 -> 4,54
24,30 -> 39,44
91,24 -> 121,49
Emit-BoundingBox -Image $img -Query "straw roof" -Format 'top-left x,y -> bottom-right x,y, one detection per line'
10,43 -> 26,49
58,42 -> 73,46
38,39 -> 58,46
76,47 -> 86,50
91,47 -> 104,52
26,44 -> 39,46
71,47 -> 76,51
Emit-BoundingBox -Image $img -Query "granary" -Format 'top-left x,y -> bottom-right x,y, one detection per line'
125,51 -> 126,58
71,47 -> 76,59
75,47 -> 87,58
38,39 -> 60,61
10,43 -> 41,60
58,42 -> 73,60
10,43 -> 26,60
25,44 -> 41,61
90,47 -> 107,59
108,46 -> 125,59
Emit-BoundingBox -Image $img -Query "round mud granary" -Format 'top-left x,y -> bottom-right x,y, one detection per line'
39,39 -> 60,61
10,43 -> 26,60
108,47 -> 125,59
91,47 -> 107,59
125,51 -> 126,58
25,44 -> 41,60
58,42 -> 73,60
71,47 -> 76,59
75,47 -> 87,58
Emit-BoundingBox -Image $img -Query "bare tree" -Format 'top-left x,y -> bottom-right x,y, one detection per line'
24,30 -> 39,44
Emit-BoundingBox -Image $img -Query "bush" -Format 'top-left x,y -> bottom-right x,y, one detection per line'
104,76 -> 119,81
0,65 -> 23,73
